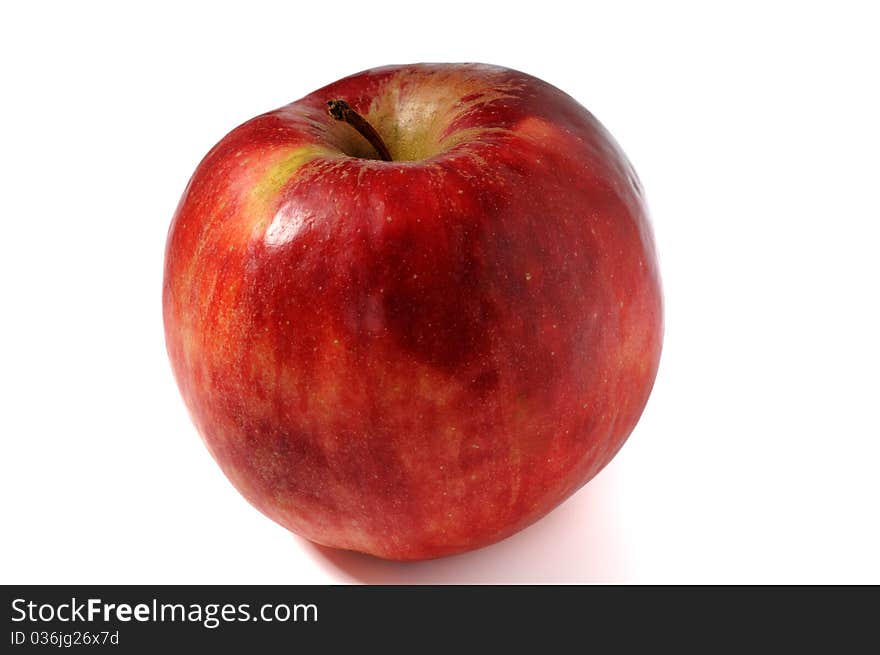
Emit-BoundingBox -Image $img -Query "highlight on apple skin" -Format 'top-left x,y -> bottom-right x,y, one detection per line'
163,63 -> 663,560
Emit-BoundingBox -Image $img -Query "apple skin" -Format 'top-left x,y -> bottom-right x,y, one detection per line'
163,63 -> 662,560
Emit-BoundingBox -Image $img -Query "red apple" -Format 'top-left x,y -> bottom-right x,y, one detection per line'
163,63 -> 663,560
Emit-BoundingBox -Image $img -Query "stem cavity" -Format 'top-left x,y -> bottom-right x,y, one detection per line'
327,99 -> 393,162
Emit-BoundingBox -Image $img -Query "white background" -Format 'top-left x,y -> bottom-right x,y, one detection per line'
2,1 -> 878,584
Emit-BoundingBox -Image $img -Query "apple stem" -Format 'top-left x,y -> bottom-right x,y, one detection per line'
327,99 -> 393,162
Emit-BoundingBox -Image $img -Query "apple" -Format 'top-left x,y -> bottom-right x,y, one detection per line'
163,63 -> 663,560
